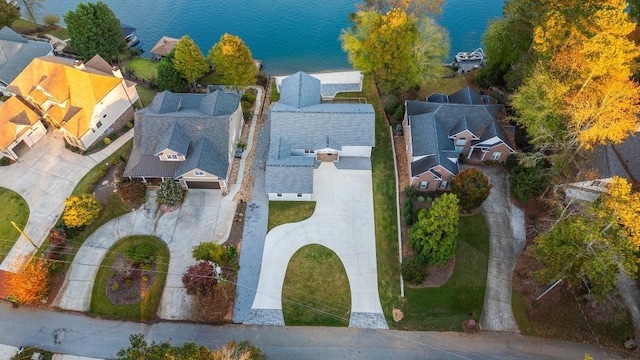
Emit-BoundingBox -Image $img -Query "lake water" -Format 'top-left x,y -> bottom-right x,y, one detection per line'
31,0 -> 504,74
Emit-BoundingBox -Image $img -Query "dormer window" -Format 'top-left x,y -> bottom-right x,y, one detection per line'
194,170 -> 205,176
166,154 -> 178,160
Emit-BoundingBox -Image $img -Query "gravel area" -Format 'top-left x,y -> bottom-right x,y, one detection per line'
232,106 -> 270,324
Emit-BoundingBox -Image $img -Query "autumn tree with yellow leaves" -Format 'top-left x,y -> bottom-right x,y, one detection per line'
512,0 -> 640,172
341,8 -> 448,92
7,258 -> 51,306
531,177 -> 640,299
208,34 -> 258,88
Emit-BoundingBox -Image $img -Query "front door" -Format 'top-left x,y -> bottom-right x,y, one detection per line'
317,152 -> 338,162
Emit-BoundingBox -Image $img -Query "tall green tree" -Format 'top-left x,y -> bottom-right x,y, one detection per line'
173,35 -> 209,91
64,1 -> 123,61
0,1 -> 20,28
341,8 -> 448,92
208,33 -> 258,88
409,193 -> 459,264
155,50 -> 187,93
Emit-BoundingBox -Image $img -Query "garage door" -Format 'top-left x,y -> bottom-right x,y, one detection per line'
26,125 -> 46,145
185,181 -> 221,189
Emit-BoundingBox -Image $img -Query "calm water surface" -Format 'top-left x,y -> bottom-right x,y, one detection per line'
35,0 -> 504,74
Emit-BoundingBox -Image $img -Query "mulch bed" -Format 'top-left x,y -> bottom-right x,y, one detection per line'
223,201 -> 246,249
105,254 -> 157,305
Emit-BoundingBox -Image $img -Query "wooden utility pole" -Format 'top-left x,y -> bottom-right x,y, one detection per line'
10,221 -> 39,250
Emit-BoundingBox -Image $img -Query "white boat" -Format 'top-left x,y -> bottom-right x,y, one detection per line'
455,48 -> 484,63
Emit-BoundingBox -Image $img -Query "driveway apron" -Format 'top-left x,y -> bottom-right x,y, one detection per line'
243,162 -> 387,329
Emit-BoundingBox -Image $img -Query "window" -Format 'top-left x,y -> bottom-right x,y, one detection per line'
277,193 -> 283,197
439,181 -> 448,189
455,139 -> 466,146
194,170 -> 205,176
297,193 -> 302,197
418,181 -> 429,189
304,149 -> 314,154
491,152 -> 501,160
96,121 -> 103,128
166,154 -> 178,160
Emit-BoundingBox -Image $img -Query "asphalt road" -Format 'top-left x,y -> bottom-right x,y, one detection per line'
0,302 -> 626,360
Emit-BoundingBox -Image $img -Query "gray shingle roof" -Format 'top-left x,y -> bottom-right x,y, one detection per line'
265,165 -> 314,194
266,71 -> 376,195
279,71 -> 321,108
0,26 -> 53,86
124,90 -> 239,179
407,87 -> 514,178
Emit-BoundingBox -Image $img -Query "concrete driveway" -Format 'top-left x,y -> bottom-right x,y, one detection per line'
0,132 -> 132,272
54,190 -> 235,320
244,161 -> 387,329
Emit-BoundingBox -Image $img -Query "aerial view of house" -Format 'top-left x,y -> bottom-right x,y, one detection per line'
123,89 -> 243,192
403,87 -> 515,191
0,26 -> 53,95
6,55 -> 139,151
266,71 -> 374,200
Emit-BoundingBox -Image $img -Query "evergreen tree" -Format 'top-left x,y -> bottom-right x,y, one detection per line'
64,1 -> 123,61
156,50 -> 187,93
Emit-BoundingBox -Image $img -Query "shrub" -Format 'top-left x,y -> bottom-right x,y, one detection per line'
393,105 -> 404,121
511,162 -> 549,202
118,179 -> 147,204
401,255 -> 428,285
0,156 -> 14,166
380,92 -> 400,115
49,228 -> 67,246
42,14 -> 60,26
156,180 -> 184,207
403,198 -> 414,225
63,194 -> 102,228
192,242 -> 228,265
126,121 -> 134,129
451,168 -> 492,211
125,244 -> 155,265
237,142 -> 246,150
103,137 -> 112,145
241,91 -> 256,104
404,185 -> 416,199
182,261 -> 217,296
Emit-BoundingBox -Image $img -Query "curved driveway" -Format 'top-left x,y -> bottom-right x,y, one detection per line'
244,162 -> 387,328
54,190 -> 235,320
0,132 -> 132,272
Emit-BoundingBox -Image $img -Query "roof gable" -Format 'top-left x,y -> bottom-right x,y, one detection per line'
0,96 -> 40,148
279,71 -> 321,108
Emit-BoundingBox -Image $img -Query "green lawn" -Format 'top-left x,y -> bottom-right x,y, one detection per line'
90,235 -> 169,321
337,78 -> 401,324
417,73 -> 469,99
282,244 -> 351,326
0,188 -> 29,265
267,201 -> 316,232
125,58 -> 158,81
11,18 -> 68,39
201,71 -> 224,86
398,213 -> 489,330
136,86 -> 159,108
48,26 -> 68,40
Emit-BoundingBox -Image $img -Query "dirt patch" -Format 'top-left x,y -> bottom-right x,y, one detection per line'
223,201 -> 246,249
105,254 -> 158,306
420,257 -> 455,288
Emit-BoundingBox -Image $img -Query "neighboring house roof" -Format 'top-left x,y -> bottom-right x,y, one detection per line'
0,26 -> 53,86
150,36 -> 179,58
124,90 -> 240,180
612,133 -> 640,184
407,87 -> 514,177
0,96 -> 41,148
266,71 -> 375,194
7,55 -> 124,139
121,24 -> 136,37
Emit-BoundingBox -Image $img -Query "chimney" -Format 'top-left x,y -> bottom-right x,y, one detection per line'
73,60 -> 86,71
111,65 -> 123,79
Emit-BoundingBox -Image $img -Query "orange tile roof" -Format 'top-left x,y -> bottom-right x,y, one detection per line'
9,56 -> 122,139
0,96 -> 41,149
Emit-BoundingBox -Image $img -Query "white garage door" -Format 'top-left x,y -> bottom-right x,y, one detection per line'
26,125 -> 46,145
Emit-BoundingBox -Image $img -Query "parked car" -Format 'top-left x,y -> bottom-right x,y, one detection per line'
234,147 -> 243,159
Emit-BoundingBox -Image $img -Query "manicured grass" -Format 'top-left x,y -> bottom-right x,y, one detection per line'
90,235 -> 169,321
73,140 -> 133,195
11,18 -> 68,39
270,80 -> 280,102
136,86 -> 159,108
398,213 -> 489,331
282,244 -> 351,326
201,71 -> 224,85
48,26 -> 68,40
338,78 -> 401,324
512,290 -> 534,335
125,58 -> 158,81
267,201 -> 316,232
0,188 -> 29,265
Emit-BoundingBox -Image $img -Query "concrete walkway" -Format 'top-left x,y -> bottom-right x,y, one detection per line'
478,165 -> 525,332
53,190 -> 235,320
244,162 -> 387,329
0,131 -> 133,272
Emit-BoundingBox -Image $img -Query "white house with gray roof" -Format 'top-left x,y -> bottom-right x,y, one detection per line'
404,87 -> 515,191
123,89 -> 243,192
0,26 -> 53,95
266,71 -> 375,201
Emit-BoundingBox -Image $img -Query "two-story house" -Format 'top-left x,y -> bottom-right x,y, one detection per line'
123,90 -> 243,192
404,87 -> 515,191
7,55 -> 139,150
